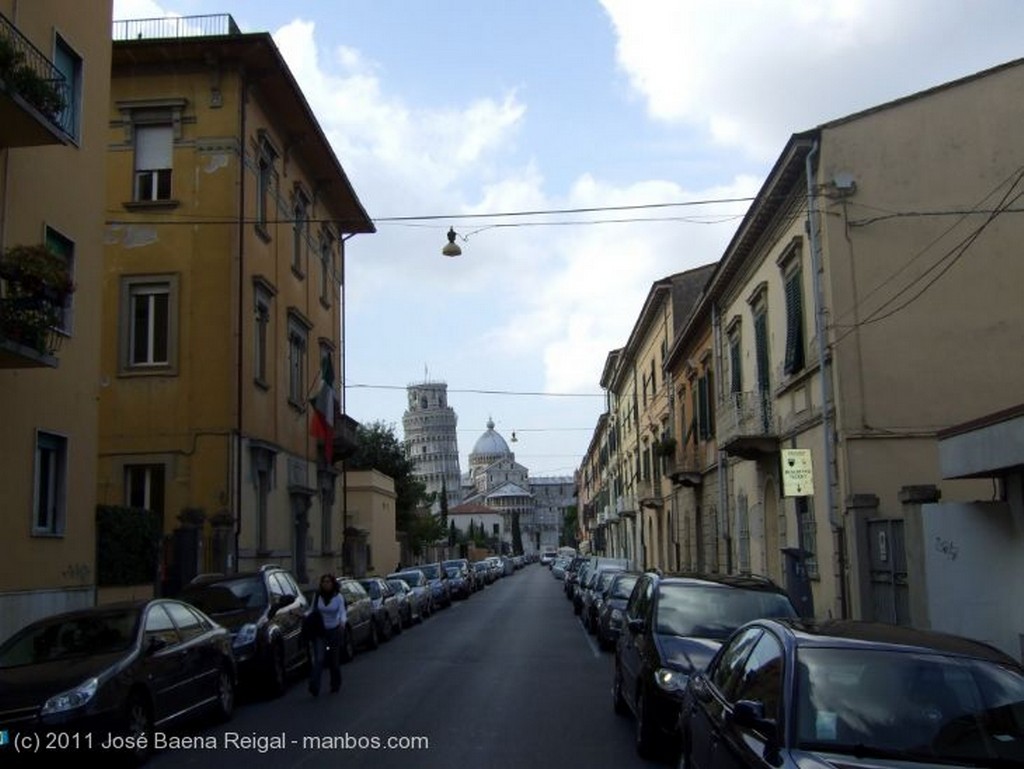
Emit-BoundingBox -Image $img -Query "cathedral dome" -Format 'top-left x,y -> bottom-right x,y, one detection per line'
471,418 -> 511,457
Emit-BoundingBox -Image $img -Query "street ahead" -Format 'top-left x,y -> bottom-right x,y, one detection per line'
145,563 -> 663,769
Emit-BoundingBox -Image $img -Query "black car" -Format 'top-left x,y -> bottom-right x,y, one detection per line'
679,618 -> 1024,769
595,571 -> 641,651
180,565 -> 307,697
581,565 -> 626,634
614,572 -> 799,759
0,599 -> 235,765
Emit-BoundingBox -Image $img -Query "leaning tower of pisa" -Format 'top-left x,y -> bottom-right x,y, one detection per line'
402,381 -> 463,513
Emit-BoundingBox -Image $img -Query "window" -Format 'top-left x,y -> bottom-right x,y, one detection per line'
711,627 -> 763,697
53,35 -> 82,140
754,310 -> 770,392
255,133 -> 278,237
784,267 -> 805,375
287,313 -> 309,407
734,632 -> 785,719
125,464 -> 165,520
292,193 -> 308,275
143,604 -> 179,648
44,226 -> 74,334
33,431 -> 67,536
796,496 -> 819,578
737,493 -> 751,574
319,233 -> 334,305
164,601 -> 204,642
134,125 -> 173,201
120,275 -> 177,373
253,280 -> 274,387
256,468 -> 269,553
697,372 -> 715,440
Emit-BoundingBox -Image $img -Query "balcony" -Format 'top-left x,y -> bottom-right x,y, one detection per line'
717,390 -> 780,460
0,11 -> 72,147
332,413 -> 361,461
0,245 -> 72,368
636,479 -> 663,509
615,494 -> 637,518
669,445 -> 705,487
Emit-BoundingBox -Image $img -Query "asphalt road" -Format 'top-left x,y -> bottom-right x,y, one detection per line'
144,563 -> 664,769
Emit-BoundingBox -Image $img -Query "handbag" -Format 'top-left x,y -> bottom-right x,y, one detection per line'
301,596 -> 325,642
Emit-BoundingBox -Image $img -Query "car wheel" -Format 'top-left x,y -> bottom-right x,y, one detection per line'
268,642 -> 287,698
213,663 -> 235,723
122,691 -> 153,765
635,688 -> 660,759
613,662 -> 629,716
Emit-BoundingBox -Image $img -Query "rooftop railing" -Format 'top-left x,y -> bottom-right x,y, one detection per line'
112,14 -> 241,41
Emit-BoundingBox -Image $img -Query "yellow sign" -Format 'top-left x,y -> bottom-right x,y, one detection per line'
781,449 -> 814,497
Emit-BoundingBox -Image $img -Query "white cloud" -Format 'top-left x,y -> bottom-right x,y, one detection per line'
599,0 -> 1024,159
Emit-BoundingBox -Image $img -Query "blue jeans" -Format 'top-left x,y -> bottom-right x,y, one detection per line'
309,626 -> 342,694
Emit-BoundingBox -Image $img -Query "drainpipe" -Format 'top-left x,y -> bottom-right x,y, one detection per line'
234,75 -> 247,573
805,140 -> 847,618
712,301 -> 730,573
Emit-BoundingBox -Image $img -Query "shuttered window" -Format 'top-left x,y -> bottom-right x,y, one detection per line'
134,125 -> 173,201
730,337 -> 742,394
754,311 -> 770,393
783,268 -> 805,375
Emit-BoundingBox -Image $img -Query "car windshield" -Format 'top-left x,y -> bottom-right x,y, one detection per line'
446,568 -> 460,578
181,576 -> 267,614
610,574 -> 639,599
0,610 -> 140,668
795,647 -> 1024,764
654,585 -> 797,639
419,564 -> 440,579
360,581 -> 381,599
387,580 -> 408,593
595,569 -> 622,591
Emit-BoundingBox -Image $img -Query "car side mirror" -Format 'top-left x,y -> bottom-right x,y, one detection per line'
731,700 -> 779,746
627,617 -> 644,634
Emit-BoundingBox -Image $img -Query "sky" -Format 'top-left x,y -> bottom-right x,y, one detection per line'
112,0 -> 1024,478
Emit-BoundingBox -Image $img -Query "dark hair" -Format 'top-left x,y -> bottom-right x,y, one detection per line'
318,574 -> 340,595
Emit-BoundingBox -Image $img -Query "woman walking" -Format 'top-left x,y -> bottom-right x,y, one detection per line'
307,573 -> 346,696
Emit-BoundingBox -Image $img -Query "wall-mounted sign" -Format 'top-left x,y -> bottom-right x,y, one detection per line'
781,448 -> 813,497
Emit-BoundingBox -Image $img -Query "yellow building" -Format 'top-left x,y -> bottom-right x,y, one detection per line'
0,1 -> 113,640
99,15 -> 374,593
344,470 -> 400,579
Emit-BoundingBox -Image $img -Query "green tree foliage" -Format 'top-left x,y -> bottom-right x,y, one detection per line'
561,505 -> 579,548
511,510 -> 523,555
96,505 -> 161,586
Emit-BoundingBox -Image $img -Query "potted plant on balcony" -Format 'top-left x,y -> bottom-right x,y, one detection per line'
0,244 -> 75,299
0,244 -> 74,355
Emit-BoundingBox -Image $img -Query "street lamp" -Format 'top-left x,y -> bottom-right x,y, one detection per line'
442,227 -> 462,257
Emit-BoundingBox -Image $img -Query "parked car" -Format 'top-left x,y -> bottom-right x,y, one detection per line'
563,555 -> 589,597
417,562 -> 453,608
388,569 -> 433,618
336,578 -> 379,658
678,618 -> 1024,769
0,599 -> 235,765
358,577 -> 403,642
472,560 -> 493,586
446,566 -> 472,600
614,573 -> 799,759
443,558 -> 477,593
540,549 -> 558,566
386,578 -> 419,627
179,565 -> 307,697
581,565 -> 626,634
595,571 -> 641,651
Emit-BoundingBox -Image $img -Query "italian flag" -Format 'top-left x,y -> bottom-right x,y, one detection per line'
310,354 -> 335,463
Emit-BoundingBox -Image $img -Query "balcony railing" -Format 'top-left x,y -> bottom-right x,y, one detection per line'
112,14 -> 242,41
0,11 -> 72,146
717,390 -> 780,459
669,445 -> 705,487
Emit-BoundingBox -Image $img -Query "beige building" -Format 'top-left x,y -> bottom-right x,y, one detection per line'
598,266 -> 715,571
98,15 -> 374,593
588,56 -> 1024,625
0,1 -> 113,639
344,470 -> 400,578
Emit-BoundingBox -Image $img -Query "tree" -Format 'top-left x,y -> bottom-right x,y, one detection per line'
561,505 -> 579,548
345,420 -> 430,550
511,511 -> 523,555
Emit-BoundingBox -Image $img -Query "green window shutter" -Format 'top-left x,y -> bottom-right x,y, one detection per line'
730,339 -> 742,393
754,312 -> 770,393
784,269 -> 805,375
